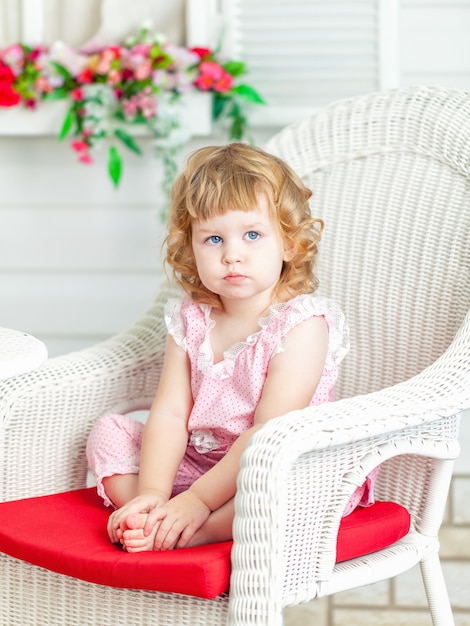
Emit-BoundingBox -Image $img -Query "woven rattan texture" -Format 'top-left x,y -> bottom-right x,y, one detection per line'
1,86 -> 469,625
266,86 -> 470,400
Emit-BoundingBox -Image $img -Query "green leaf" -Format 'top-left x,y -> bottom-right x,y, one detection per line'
114,129 -> 142,155
58,107 -> 75,141
212,93 -> 228,120
231,84 -> 266,105
228,103 -> 246,141
150,45 -> 173,69
49,61 -> 74,82
43,87 -> 69,101
229,115 -> 245,141
108,146 -> 123,187
223,61 -> 246,77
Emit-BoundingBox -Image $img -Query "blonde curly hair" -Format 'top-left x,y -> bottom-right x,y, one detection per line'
164,143 -> 324,308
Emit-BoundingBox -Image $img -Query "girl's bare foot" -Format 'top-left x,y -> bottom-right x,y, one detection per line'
120,513 -> 157,553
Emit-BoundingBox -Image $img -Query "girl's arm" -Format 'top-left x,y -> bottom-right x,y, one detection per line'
138,334 -> 193,496
108,334 -> 192,536
152,315 -> 329,549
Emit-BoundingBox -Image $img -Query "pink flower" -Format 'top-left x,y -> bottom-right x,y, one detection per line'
152,69 -> 173,90
71,140 -> 89,153
214,72 -> 233,93
1,45 -> 24,74
194,73 -> 213,91
35,76 -> 52,94
107,69 -> 122,85
71,139 -> 93,164
49,42 -> 89,79
134,59 -> 152,81
78,152 -> 93,164
194,60 -> 233,93
95,46 -> 122,75
71,88 -> 84,101
214,73 -> 234,93
140,95 -> 157,119
122,88 -> 157,120
97,58 -> 111,75
199,61 -> 224,81
131,44 -> 151,57
122,98 -> 138,118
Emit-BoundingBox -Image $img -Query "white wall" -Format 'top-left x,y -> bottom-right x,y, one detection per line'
1,135 -> 166,355
0,127 -> 274,356
400,0 -> 470,89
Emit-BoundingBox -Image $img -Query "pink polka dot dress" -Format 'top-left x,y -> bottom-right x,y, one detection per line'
87,293 -> 377,514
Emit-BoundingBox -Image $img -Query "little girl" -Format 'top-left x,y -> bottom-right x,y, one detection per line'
86,143 -> 375,553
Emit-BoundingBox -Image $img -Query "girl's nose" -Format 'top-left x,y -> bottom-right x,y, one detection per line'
222,244 -> 241,264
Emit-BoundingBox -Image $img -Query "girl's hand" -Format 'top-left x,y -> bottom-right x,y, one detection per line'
107,490 -> 168,543
152,490 -> 211,550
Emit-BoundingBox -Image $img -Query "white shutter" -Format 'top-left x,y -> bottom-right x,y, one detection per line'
219,0 -> 399,125
20,0 -> 45,43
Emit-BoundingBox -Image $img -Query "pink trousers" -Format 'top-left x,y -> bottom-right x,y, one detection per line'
86,413 -> 379,514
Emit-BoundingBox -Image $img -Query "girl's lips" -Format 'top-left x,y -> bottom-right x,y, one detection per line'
224,273 -> 246,283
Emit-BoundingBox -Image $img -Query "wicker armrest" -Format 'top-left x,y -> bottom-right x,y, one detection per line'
230,313 -> 469,620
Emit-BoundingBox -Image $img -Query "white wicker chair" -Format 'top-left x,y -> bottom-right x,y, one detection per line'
1,85 -> 469,626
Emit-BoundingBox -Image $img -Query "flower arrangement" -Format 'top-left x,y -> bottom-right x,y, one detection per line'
0,24 -> 264,191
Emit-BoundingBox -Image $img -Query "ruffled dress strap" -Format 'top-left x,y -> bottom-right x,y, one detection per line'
265,294 -> 350,369
164,297 -> 187,349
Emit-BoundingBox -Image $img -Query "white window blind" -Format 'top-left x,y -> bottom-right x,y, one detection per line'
218,0 -> 399,126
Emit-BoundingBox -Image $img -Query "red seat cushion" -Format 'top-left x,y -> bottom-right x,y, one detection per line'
0,488 -> 410,599
336,500 -> 410,562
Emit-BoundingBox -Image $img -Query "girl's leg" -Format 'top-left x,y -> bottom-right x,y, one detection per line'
102,473 -> 139,508
187,498 -> 235,546
86,413 -> 144,508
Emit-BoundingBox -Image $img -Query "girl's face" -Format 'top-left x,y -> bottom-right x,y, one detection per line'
191,194 -> 291,309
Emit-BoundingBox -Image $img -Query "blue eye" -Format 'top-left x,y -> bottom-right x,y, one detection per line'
245,231 -> 260,241
207,235 -> 222,244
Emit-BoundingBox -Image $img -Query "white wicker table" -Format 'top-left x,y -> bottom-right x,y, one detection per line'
0,327 -> 48,380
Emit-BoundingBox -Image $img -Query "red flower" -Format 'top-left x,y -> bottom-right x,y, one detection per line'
77,68 -> 94,84
29,48 -> 44,61
191,47 -> 212,60
0,64 -> 16,82
0,82 -> 20,106
122,68 -> 133,82
0,63 -> 20,106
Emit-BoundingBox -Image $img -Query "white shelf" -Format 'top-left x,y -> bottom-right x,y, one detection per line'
0,91 -> 213,137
